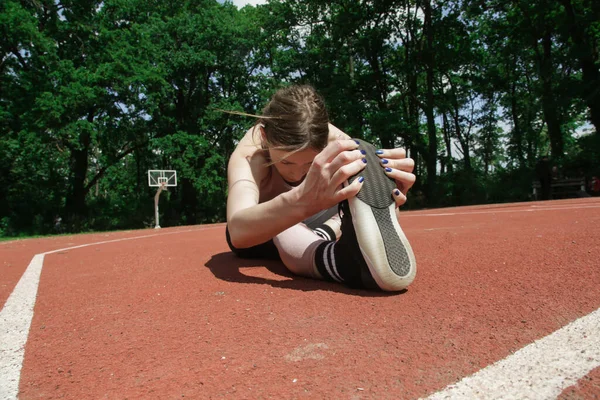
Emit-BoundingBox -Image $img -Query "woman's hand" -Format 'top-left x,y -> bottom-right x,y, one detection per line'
292,139 -> 367,216
376,147 -> 416,207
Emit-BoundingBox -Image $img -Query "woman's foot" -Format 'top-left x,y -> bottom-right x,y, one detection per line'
314,139 -> 416,291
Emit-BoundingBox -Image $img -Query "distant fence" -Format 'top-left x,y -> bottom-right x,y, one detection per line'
532,178 -> 586,200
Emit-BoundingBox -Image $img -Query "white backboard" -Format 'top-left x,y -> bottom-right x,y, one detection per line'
148,170 -> 177,187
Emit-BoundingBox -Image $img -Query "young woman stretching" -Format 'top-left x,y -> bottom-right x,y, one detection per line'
225,85 -> 417,291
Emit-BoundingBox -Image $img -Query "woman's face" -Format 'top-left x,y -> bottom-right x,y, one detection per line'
269,147 -> 320,187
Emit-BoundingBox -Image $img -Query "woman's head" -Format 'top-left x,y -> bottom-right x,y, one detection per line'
222,85 -> 330,186
260,85 -> 329,153
258,85 -> 329,185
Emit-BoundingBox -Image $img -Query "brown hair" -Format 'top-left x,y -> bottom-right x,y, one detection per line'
221,85 -> 330,154
260,85 -> 329,153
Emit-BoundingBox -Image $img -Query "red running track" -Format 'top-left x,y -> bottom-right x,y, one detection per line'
1,198 -> 600,399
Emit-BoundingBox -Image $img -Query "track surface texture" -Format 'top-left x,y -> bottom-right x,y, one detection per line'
2,199 -> 600,399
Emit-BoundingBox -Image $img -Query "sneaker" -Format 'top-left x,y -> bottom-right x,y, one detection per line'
339,139 -> 417,291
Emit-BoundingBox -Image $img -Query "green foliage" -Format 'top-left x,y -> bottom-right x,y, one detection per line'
1,0 -> 598,238
430,165 -> 536,208
563,133 -> 600,177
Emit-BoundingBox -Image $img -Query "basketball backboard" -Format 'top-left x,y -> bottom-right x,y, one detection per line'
148,170 -> 177,187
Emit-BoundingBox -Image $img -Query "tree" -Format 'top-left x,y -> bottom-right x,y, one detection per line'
559,0 -> 600,133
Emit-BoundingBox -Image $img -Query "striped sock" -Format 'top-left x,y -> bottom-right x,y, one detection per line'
313,224 -> 336,241
313,218 -> 378,290
314,241 -> 344,283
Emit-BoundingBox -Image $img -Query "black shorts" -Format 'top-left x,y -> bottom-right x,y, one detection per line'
226,205 -> 339,260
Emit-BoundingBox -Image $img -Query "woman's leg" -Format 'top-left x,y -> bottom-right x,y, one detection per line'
272,223 -> 328,279
314,214 -> 342,240
277,138 -> 418,291
225,226 -> 281,260
305,205 -> 342,241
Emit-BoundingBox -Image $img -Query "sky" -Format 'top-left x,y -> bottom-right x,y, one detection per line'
218,0 -> 268,7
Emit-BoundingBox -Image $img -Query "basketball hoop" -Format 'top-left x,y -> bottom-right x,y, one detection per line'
148,170 -> 177,187
148,170 -> 177,229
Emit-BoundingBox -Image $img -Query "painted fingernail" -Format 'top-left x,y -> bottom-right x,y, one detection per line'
376,149 -> 384,154
362,158 -> 367,163
358,176 -> 365,183
360,150 -> 366,155
381,159 -> 388,164
354,140 -> 360,145
394,189 -> 401,196
385,167 -> 392,172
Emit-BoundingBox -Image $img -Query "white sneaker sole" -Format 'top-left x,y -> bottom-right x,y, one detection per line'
347,139 -> 417,291
349,197 -> 417,291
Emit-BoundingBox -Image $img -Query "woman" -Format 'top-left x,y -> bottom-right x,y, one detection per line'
226,85 -> 416,291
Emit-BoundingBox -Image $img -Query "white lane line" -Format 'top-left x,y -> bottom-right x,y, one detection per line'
43,226 -> 216,255
405,204 -> 600,217
423,226 -> 466,231
424,307 -> 600,400
0,226 -> 220,400
0,254 -> 44,399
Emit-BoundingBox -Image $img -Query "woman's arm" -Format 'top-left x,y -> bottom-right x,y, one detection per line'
226,148 -> 309,249
226,129 -> 366,249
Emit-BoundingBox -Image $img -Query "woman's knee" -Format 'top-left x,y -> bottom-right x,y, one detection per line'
273,235 -> 323,279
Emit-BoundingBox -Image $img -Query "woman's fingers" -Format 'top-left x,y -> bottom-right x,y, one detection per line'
327,148 -> 365,174
335,176 -> 364,202
392,188 -> 408,207
376,147 -> 414,173
376,147 -> 406,160
383,167 -> 416,194
330,156 -> 367,188
315,139 -> 360,166
376,148 -> 415,207
298,141 -> 418,213
296,140 -> 365,214
379,157 -> 414,172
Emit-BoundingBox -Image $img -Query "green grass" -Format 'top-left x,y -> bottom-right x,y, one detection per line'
0,226 -> 163,243
0,230 -> 120,242
0,233 -> 75,242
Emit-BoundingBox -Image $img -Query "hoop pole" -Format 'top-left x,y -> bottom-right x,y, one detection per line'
154,184 -> 165,229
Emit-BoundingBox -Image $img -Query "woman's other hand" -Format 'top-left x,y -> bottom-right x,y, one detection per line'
376,147 -> 416,207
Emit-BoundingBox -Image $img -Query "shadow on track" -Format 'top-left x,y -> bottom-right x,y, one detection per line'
204,252 -> 405,297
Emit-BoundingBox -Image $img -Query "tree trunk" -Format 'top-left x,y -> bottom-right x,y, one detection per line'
407,65 -> 421,161
451,104 -> 471,171
423,0 -> 437,200
442,112 -> 453,173
539,31 -> 564,158
523,68 -> 540,166
65,130 -> 91,225
561,0 -> 600,133
510,81 -> 525,167
181,178 -> 198,225
366,45 -> 394,149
